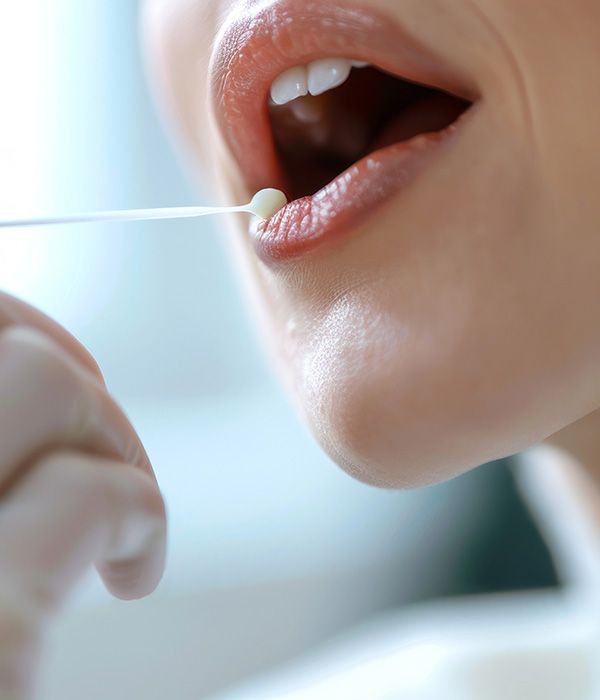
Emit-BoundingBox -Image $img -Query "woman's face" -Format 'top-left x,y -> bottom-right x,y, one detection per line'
144,0 -> 600,487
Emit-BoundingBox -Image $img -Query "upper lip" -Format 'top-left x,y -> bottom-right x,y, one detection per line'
210,0 -> 476,199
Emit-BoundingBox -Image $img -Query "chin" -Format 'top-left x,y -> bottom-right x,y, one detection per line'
303,391 -> 470,490
288,313 -> 566,491
291,342 -> 474,489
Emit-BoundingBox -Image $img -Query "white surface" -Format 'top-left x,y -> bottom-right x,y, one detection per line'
203,446 -> 600,700
209,592 -> 596,700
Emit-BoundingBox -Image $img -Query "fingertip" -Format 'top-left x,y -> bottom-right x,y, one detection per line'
95,462 -> 168,600
97,529 -> 167,600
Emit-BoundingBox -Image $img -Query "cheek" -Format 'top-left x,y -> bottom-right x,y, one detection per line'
143,0 -> 227,189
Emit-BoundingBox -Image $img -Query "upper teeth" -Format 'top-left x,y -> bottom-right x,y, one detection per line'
270,58 -> 369,105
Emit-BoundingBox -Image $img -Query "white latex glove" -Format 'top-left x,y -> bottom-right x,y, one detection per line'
0,292 -> 167,699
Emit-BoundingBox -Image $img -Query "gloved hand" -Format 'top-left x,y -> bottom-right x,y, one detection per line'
0,292 -> 167,699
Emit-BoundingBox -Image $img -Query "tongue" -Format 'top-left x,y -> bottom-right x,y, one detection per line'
372,93 -> 467,151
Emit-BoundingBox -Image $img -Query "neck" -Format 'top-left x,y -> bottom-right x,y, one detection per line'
544,408 -> 600,483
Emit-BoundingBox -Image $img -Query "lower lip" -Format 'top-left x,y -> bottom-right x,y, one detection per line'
251,126 -> 457,264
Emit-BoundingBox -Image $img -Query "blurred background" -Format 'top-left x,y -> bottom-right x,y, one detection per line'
0,3 -> 558,699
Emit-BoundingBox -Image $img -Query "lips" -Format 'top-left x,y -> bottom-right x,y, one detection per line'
211,0 -> 477,264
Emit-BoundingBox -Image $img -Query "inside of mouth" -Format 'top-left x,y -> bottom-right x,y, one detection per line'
268,66 -> 471,201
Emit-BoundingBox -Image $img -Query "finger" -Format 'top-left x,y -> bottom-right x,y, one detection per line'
0,290 -> 104,385
0,451 -> 166,699
0,325 -> 155,488
0,450 -> 167,608
0,587 -> 40,700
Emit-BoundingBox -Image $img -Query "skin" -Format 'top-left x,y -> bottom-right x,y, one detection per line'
144,0 -> 600,487
3,0 -> 600,691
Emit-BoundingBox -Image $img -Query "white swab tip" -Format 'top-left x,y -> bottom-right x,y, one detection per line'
248,189 -> 288,219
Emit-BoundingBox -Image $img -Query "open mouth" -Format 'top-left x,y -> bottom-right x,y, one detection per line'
270,61 -> 470,201
211,1 -> 478,263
